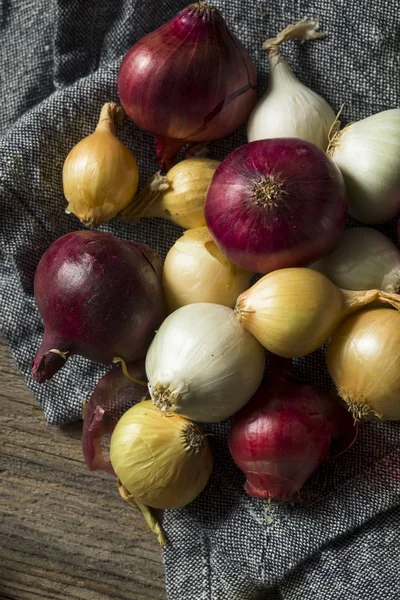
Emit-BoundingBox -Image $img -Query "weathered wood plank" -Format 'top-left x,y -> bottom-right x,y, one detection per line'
0,335 -> 167,600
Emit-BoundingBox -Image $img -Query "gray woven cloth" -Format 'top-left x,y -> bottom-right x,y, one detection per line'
1,1 -> 399,598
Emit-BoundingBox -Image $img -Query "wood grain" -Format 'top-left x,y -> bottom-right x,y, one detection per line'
0,335 -> 166,600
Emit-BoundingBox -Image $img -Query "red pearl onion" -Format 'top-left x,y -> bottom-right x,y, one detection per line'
228,357 -> 357,500
205,138 -> 347,274
118,2 -> 257,171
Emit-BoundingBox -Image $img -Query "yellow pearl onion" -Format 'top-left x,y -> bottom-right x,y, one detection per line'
153,158 -> 219,229
235,268 -> 347,357
235,268 -> 400,358
326,308 -> 400,421
63,102 -> 139,227
110,401 -> 213,509
122,157 -> 220,229
162,227 -> 253,312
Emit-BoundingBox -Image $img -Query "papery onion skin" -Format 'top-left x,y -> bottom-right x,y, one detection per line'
162,227 -> 253,312
117,3 -> 257,171
32,231 -> 165,382
82,360 -> 147,473
228,359 -> 335,500
146,303 -> 265,422
326,308 -> 400,421
205,138 -> 347,274
110,401 -> 213,509
310,227 -> 400,293
122,158 -> 220,229
330,109 -> 400,224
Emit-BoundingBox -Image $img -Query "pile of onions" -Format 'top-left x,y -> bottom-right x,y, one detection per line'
27,7 -> 400,547
229,357 -> 356,501
235,267 -> 400,358
82,360 -> 147,473
327,308 -> 400,421
205,138 -> 347,274
310,227 -> 400,293
145,303 -> 265,422
31,231 -> 165,382
329,109 -> 400,224
118,2 -> 257,171
162,227 -> 253,312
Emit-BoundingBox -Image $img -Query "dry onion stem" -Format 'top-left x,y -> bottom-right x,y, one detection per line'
118,481 -> 167,546
263,19 -> 325,56
121,171 -> 170,223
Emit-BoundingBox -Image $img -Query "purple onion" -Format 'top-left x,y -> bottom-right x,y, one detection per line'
118,2 -> 257,171
228,356 -> 357,501
32,231 -> 165,382
205,138 -> 348,274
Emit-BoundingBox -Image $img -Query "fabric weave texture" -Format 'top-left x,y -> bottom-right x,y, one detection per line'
0,1 -> 399,599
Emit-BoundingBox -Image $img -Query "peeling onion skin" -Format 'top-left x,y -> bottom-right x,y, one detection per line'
205,138 -> 347,274
327,308 -> 400,421
31,231 -> 165,383
82,360 -> 147,473
117,3 -> 257,171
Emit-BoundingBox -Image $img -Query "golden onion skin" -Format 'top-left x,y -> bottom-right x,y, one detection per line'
236,268 -> 346,358
162,227 -> 252,312
63,103 -> 139,227
110,401 -> 213,509
327,308 -> 400,421
149,158 -> 220,229
236,268 -> 400,359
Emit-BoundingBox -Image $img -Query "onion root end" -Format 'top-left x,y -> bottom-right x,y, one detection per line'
337,388 -> 383,421
150,381 -> 178,414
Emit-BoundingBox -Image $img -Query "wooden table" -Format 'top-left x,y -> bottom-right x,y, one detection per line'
0,335 -> 166,600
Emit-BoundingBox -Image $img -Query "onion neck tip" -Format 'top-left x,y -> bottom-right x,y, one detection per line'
150,382 -> 178,413
263,20 -> 325,56
31,348 -> 69,383
118,482 -> 167,546
192,0 -> 214,12
96,102 -> 124,133
245,480 -> 300,503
